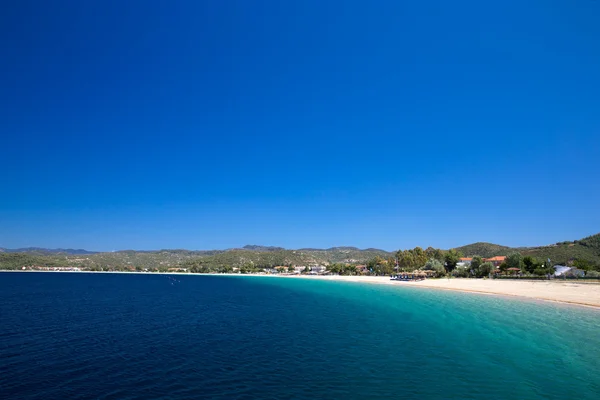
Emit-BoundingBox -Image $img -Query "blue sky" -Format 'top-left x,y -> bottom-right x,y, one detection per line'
1,1 -> 599,251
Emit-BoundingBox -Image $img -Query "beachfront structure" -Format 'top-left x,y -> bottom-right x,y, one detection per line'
393,271 -> 428,281
459,257 -> 472,266
356,265 -> 368,274
554,265 -> 570,276
294,266 -> 308,273
457,257 -> 472,268
554,266 -> 585,278
484,256 -> 507,267
311,265 -> 327,274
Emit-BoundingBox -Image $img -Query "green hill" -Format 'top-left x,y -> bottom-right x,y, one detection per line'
454,233 -> 600,266
183,247 -> 391,270
522,233 -> 600,266
578,233 -> 600,251
454,242 -> 513,258
0,246 -> 391,271
2,234 -> 598,271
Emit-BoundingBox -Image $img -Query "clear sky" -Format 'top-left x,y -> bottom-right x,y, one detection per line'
1,1 -> 599,251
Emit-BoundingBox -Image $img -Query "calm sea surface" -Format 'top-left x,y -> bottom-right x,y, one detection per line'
1,272 -> 599,399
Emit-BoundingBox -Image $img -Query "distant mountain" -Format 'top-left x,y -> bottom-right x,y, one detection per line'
297,247 -> 392,263
242,245 -> 286,252
0,247 -> 97,255
2,234 -> 599,270
0,244 -> 393,270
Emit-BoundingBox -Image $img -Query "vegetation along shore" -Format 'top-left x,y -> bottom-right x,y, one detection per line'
2,233 -> 600,309
2,233 -> 599,277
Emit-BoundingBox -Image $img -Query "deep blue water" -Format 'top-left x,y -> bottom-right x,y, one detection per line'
1,273 -> 599,399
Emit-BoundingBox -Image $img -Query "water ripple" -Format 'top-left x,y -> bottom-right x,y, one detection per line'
1,272 -> 599,399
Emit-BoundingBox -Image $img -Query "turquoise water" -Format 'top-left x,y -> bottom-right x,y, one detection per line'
1,273 -> 599,399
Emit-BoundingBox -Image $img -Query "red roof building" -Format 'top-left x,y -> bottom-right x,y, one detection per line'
483,256 -> 507,267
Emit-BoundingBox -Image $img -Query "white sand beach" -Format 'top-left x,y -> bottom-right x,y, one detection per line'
277,275 -> 600,309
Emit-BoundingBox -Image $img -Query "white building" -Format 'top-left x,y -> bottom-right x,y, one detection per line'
553,265 -> 570,276
311,265 -> 327,274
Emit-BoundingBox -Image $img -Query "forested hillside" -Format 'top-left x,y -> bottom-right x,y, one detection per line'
522,233 -> 600,265
454,243 -> 513,258
2,234 -> 598,271
0,246 -> 390,271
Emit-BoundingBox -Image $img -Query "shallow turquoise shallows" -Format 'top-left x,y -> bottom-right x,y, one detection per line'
1,272 -> 599,399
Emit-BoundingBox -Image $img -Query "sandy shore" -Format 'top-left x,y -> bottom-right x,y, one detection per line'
274,275 -> 600,309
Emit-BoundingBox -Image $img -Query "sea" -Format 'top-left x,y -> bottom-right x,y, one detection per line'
1,272 -> 599,399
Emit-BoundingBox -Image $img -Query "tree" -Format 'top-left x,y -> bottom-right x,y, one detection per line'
383,257 -> 396,274
344,265 -> 357,276
471,256 -> 483,271
424,258 -> 445,277
425,247 -> 445,262
534,265 -> 554,276
444,249 -> 462,273
477,262 -> 494,277
522,256 -> 539,274
396,247 -> 429,271
573,258 -> 596,271
505,252 -> 523,271
412,247 -> 428,267
396,250 -> 415,271
329,264 -> 342,274
366,257 -> 391,275
452,267 -> 469,278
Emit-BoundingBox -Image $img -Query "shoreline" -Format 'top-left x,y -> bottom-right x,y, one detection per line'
272,274 -> 600,310
3,270 -> 600,310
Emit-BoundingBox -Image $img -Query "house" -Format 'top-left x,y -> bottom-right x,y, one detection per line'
294,266 -> 307,273
554,265 -> 585,278
553,265 -> 570,276
356,265 -> 369,274
457,257 -> 473,268
484,256 -> 507,267
311,265 -> 327,274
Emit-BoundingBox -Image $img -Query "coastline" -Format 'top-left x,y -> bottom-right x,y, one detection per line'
272,274 -> 600,310
3,270 -> 600,310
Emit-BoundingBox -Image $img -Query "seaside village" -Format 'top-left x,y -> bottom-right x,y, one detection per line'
18,254 -> 588,281
265,256 -> 511,280
235,255 -> 585,280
